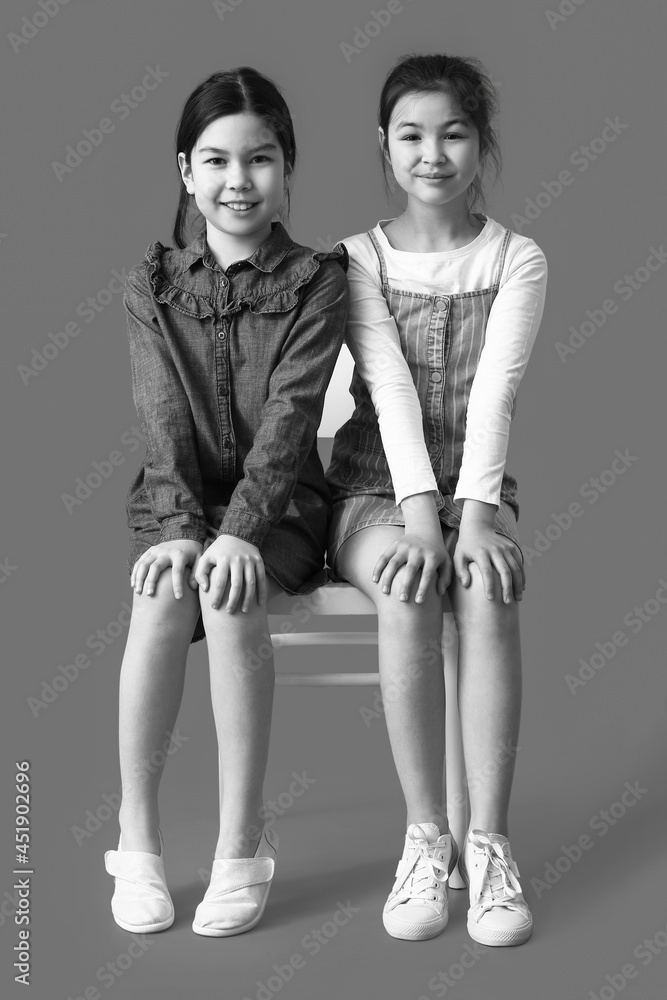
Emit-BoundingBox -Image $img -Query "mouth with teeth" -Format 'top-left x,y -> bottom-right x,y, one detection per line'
221,201 -> 258,212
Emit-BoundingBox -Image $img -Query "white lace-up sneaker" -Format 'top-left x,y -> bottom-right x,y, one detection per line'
460,829 -> 533,946
382,823 -> 455,941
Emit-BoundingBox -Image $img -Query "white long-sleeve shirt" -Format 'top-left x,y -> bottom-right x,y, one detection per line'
339,216 -> 548,509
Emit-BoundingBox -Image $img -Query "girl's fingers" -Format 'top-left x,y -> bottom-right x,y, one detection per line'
372,547 -> 395,584
476,555 -> 496,600
195,554 -> 212,591
379,554 -> 404,595
225,560 -> 244,613
489,548 -> 514,603
437,556 -> 453,595
414,557 -> 437,604
171,554 -> 187,600
255,558 -> 267,607
143,556 -> 167,596
398,560 -> 420,602
189,554 -> 201,589
454,549 -> 471,587
241,562 -> 256,613
209,561 -> 229,609
132,553 -> 152,593
505,551 -> 524,602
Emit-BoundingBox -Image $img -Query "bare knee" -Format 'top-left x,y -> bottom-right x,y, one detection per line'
130,570 -> 199,636
453,562 -> 519,631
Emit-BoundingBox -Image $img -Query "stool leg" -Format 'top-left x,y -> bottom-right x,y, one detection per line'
443,613 -> 468,889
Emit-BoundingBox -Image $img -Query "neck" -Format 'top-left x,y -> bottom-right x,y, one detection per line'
205,221 -> 273,270
395,196 -> 483,252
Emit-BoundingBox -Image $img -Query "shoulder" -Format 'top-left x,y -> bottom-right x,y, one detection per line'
498,222 -> 548,282
276,237 -> 350,303
333,229 -> 382,285
124,241 -> 177,298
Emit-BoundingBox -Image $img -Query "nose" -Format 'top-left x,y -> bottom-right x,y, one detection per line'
421,140 -> 446,165
226,161 -> 252,190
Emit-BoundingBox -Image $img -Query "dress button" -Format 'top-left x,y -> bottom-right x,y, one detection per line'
218,384 -> 228,396
430,371 -> 443,382
217,330 -> 226,340
434,297 -> 448,311
222,436 -> 231,449
429,443 -> 439,455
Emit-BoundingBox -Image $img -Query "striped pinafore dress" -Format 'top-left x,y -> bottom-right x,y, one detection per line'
326,223 -> 523,571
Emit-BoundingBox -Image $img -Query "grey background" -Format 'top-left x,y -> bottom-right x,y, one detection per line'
2,0 -> 666,998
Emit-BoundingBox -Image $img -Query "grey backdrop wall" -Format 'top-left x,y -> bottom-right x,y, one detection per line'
2,1 -> 665,999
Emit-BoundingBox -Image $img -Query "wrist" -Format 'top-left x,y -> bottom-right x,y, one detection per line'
459,498 -> 498,528
401,491 -> 441,532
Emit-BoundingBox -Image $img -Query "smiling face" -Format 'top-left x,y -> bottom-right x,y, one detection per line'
178,112 -> 288,244
382,90 -> 481,211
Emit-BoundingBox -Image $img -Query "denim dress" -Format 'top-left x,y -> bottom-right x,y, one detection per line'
124,222 -> 349,643
326,224 -> 523,570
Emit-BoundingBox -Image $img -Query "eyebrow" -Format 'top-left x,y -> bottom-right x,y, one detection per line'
197,143 -> 278,155
394,118 -> 470,130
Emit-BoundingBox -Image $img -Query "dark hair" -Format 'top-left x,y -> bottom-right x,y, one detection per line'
172,67 -> 297,248
377,53 -> 501,212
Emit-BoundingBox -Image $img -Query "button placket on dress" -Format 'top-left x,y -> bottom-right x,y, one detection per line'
425,294 -> 449,474
205,254 -> 236,482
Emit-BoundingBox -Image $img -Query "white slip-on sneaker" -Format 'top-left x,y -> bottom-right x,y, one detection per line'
192,826 -> 277,937
382,823 -> 455,941
104,828 -> 174,933
460,829 -> 533,946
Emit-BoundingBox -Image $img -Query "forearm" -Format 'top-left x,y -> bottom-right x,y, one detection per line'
401,491 -> 442,534
459,497 -> 498,529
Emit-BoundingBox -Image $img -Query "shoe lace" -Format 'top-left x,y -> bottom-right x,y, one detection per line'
468,831 -> 522,914
394,833 -> 449,904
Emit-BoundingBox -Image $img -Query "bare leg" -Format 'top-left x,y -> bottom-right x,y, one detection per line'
199,575 -> 283,860
118,573 -> 200,854
336,526 -> 449,832
448,539 -> 522,839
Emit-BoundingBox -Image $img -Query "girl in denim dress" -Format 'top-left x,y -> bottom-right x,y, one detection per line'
104,68 -> 348,938
326,55 -> 547,947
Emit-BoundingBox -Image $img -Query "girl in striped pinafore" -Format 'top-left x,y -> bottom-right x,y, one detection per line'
326,54 -> 547,948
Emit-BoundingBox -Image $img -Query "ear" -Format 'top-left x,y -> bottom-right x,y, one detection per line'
378,126 -> 391,163
177,151 -> 195,195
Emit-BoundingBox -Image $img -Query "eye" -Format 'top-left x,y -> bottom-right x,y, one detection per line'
205,157 -> 225,165
444,133 -> 465,140
400,134 -> 421,142
250,155 -> 272,163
